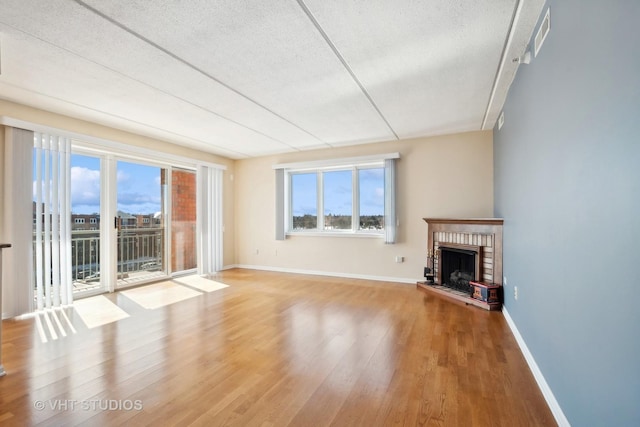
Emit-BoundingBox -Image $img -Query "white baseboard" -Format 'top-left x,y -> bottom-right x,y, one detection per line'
502,307 -> 571,427
222,264 -> 419,285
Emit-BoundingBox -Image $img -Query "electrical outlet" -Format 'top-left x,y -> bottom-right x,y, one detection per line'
514,286 -> 518,300
395,256 -> 404,263
255,249 -> 259,255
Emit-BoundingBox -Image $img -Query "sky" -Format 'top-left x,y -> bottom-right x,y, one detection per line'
33,153 -> 162,215
113,160 -> 162,215
291,168 -> 384,217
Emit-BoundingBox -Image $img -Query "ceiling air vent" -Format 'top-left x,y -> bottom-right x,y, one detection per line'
534,8 -> 550,57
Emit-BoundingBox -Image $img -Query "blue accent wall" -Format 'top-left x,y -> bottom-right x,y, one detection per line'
494,1 -> 640,426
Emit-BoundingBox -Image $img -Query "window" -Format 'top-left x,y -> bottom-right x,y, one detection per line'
358,168 -> 385,230
90,217 -> 97,224
290,173 -> 317,230
276,153 -> 398,241
323,170 -> 352,230
75,218 -> 85,224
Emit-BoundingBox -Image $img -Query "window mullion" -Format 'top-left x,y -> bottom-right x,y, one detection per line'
287,173 -> 291,232
317,171 -> 324,231
284,171 -> 290,233
352,168 -> 358,232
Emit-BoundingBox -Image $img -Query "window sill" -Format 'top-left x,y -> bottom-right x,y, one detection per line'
286,231 -> 384,238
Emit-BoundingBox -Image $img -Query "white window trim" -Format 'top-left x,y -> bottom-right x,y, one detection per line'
0,116 -> 227,171
278,153 -> 398,238
273,152 -> 399,171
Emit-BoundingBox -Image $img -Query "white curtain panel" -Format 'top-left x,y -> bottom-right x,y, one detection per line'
2,127 -> 35,316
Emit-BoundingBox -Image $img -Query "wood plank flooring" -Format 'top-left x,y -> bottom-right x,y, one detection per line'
0,269 -> 556,426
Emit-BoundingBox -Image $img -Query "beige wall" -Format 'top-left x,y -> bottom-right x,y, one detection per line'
0,97 -> 494,284
0,100 -> 236,268
0,128 -> 4,242
234,130 -> 494,282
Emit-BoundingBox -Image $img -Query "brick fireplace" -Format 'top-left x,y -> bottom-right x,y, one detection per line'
418,218 -> 503,310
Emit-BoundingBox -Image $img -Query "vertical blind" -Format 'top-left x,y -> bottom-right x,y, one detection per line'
275,168 -> 285,241
197,166 -> 224,274
384,158 -> 397,244
33,132 -> 73,310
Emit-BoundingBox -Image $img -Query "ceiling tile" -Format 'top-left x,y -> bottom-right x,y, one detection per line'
0,0 -> 545,158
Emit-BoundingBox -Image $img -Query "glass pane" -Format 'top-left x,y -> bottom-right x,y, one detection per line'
291,173 -> 317,230
358,168 -> 384,230
323,170 -> 352,230
117,161 -> 165,286
70,155 -> 102,293
171,169 -> 197,272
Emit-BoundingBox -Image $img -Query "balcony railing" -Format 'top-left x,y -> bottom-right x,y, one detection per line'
33,227 -> 164,294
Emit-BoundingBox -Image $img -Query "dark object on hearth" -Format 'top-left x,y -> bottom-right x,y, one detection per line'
449,269 -> 473,282
446,269 -> 473,293
423,267 -> 434,283
470,281 -> 502,304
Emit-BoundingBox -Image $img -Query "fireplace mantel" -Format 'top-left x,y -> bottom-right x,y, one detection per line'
423,217 -> 504,230
419,218 -> 503,310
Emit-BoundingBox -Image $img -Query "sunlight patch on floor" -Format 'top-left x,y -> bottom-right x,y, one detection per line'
173,275 -> 229,293
35,307 -> 78,342
121,281 -> 202,309
74,295 -> 130,329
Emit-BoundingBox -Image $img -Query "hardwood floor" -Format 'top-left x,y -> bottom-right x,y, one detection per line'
0,269 -> 556,426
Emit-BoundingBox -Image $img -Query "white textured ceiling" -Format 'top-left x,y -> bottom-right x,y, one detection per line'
0,0 -> 544,159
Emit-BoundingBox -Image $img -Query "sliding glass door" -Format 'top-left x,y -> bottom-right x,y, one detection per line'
69,154 -> 104,295
32,138 -> 215,303
115,160 -> 168,288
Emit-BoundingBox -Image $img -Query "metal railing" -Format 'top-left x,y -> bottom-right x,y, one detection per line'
33,228 -> 164,294
116,227 -> 163,276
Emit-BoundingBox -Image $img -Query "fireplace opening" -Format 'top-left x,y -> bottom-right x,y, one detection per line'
440,247 -> 477,294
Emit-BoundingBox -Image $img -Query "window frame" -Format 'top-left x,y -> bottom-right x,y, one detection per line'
285,163 -> 385,237
275,152 -> 398,242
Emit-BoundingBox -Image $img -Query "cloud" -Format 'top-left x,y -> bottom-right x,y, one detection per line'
293,204 -> 317,216
360,187 -> 384,215
117,191 -> 161,215
117,202 -> 162,216
71,166 -> 101,202
117,170 -> 130,182
360,169 -> 384,180
32,167 -> 101,214
332,185 -> 351,195
71,167 -> 101,213
117,192 -> 161,205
